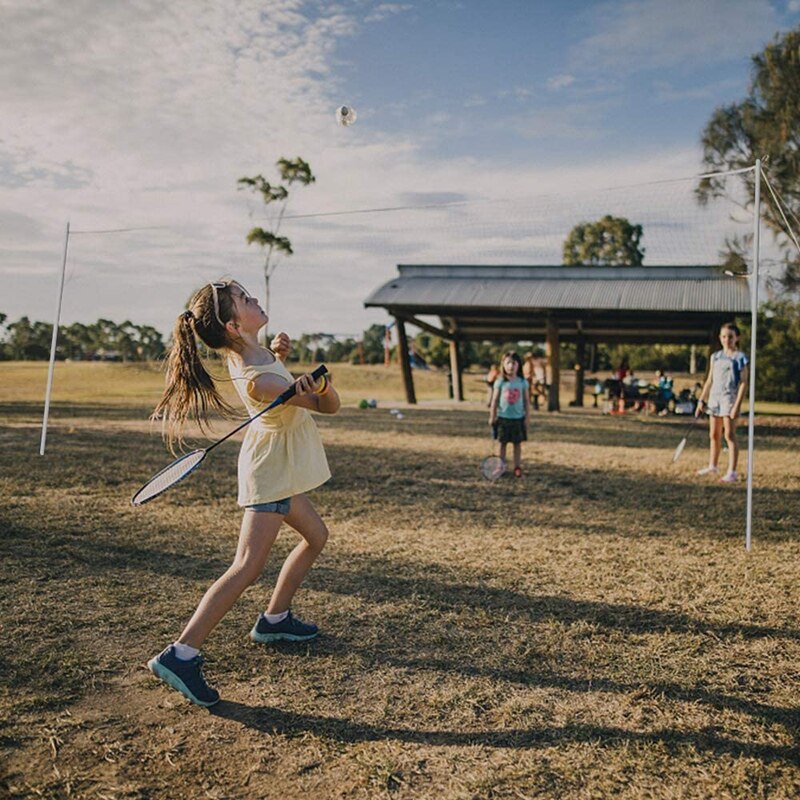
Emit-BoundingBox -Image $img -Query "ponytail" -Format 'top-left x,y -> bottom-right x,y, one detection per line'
152,309 -> 238,452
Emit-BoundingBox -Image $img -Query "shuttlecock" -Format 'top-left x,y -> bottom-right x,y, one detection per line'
336,105 -> 357,126
395,413 -> 404,420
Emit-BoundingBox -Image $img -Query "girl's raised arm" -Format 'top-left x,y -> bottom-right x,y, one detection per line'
247,370 -> 340,414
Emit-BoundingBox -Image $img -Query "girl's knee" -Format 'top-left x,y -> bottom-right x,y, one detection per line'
229,557 -> 264,587
308,522 -> 329,554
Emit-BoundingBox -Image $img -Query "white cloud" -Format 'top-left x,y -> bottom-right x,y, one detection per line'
547,74 -> 576,91
501,100 -> 619,142
653,78 -> 743,103
497,87 -> 534,102
789,0 -> 800,12
464,94 -> 486,108
572,0 -> 779,73
364,3 -> 414,23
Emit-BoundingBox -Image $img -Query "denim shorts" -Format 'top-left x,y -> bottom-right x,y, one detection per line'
245,497 -> 292,515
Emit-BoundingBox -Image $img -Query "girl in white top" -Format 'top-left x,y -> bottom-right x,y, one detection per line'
146,278 -> 340,707
695,322 -> 749,484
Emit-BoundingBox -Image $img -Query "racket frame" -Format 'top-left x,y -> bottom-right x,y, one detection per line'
131,449 -> 207,506
672,413 -> 702,463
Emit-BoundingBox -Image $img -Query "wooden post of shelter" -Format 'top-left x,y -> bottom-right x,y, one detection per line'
449,338 -> 463,401
573,333 -> 585,407
709,324 -> 719,360
546,317 -> 560,412
395,317 -> 417,405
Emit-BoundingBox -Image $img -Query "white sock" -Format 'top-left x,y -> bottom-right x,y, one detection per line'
173,642 -> 200,661
264,610 -> 289,624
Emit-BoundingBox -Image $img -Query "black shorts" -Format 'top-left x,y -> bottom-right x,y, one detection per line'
496,417 -> 526,444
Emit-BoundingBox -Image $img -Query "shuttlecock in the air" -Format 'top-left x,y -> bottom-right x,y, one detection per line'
336,105 -> 357,126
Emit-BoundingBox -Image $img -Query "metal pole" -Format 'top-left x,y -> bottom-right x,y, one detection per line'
745,161 -> 760,551
40,221 -> 70,455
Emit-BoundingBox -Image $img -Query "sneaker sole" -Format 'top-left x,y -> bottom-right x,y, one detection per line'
249,626 -> 318,644
147,658 -> 220,707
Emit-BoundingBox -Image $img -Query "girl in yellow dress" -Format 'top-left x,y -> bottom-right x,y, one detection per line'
147,279 -> 340,706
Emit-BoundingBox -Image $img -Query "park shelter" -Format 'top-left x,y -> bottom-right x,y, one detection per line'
364,265 -> 751,409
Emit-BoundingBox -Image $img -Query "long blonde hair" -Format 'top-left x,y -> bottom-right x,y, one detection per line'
152,282 -> 240,451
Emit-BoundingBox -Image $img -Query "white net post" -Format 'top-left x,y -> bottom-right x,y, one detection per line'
745,160 -> 761,551
40,221 -> 70,455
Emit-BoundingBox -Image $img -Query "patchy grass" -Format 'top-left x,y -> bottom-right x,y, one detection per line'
1,362 -> 800,799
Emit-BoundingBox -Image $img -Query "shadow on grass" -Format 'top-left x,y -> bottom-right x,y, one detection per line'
5,507 -> 796,642
307,556 -> 800,642
209,702 -> 800,764
320,440 -> 797,544
328,406 -> 800,450
0,401 -> 154,421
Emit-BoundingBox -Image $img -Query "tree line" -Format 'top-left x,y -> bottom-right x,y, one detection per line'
0,314 -> 166,361
2,308 -> 798,401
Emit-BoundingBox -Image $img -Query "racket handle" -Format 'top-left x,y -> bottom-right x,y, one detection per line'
267,364 -> 328,410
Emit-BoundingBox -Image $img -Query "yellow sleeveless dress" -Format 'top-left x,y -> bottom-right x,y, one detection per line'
227,357 -> 331,506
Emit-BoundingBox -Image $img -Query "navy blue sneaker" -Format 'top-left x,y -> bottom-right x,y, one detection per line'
250,610 -> 318,643
147,645 -> 220,707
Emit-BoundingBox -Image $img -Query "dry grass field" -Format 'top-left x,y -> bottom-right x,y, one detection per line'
1,361 -> 799,799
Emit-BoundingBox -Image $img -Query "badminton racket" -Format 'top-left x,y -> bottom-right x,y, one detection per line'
132,364 -> 328,506
480,421 -> 506,480
672,413 -> 702,463
480,455 -> 506,481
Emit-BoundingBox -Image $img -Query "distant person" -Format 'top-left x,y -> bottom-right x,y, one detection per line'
485,363 -> 500,406
409,344 -> 428,369
489,351 -> 530,477
529,351 -> 548,411
622,369 -> 636,387
522,352 -> 535,394
694,323 -> 748,483
146,278 -> 340,707
654,369 -> 674,415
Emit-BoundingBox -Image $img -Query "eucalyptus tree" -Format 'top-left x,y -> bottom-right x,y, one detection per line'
696,26 -> 800,290
238,157 -> 316,336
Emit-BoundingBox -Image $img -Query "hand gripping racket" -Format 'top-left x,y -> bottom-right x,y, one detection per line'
131,364 -> 328,506
672,413 -> 702,463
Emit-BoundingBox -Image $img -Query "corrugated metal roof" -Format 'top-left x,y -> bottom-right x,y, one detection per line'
364,265 -> 750,314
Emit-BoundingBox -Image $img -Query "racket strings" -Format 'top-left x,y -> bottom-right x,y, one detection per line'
132,450 -> 206,505
480,456 -> 506,481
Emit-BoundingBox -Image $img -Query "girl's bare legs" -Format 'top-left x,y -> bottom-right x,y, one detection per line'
708,417 -> 723,467
512,442 -> 522,470
179,511 -> 283,649
266,494 -> 329,614
722,417 -> 739,473
499,442 -> 508,462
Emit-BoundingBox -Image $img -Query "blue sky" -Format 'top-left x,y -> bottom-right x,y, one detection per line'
2,0 -> 798,339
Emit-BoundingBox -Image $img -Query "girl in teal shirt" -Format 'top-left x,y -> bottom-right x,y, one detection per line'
489,351 -> 530,477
